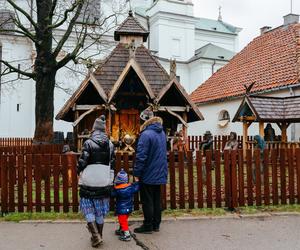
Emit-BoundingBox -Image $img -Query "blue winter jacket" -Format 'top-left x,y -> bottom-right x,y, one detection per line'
133,117 -> 168,185
111,182 -> 139,215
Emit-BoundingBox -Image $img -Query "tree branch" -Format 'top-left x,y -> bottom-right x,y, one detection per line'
53,0 -> 84,58
56,24 -> 88,69
48,0 -> 81,29
7,0 -> 38,31
0,60 -> 35,79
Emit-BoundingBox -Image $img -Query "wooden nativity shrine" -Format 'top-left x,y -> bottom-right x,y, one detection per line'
56,11 -> 204,151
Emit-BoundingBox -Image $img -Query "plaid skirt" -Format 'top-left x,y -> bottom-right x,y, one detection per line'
80,197 -> 110,221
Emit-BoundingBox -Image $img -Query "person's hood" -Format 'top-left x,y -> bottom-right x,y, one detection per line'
91,130 -> 109,146
140,116 -> 163,133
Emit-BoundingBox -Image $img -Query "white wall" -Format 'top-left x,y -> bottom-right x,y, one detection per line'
195,30 -> 238,52
0,36 -> 35,137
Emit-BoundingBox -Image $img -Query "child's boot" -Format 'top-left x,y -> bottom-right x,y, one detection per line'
115,226 -> 122,236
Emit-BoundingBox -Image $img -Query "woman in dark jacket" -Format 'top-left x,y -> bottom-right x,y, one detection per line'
77,115 -> 115,247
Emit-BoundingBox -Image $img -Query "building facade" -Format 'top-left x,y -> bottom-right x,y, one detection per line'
190,14 -> 300,141
0,0 -> 240,137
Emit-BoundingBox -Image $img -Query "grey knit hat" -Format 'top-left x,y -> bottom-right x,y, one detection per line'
93,115 -> 106,132
140,109 -> 154,121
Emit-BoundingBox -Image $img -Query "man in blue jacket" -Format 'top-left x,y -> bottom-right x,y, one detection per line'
133,110 -> 168,234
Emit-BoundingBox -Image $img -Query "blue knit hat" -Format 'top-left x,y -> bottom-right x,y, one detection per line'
115,169 -> 128,184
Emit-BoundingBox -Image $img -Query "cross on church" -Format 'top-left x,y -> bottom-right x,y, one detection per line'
291,0 -> 293,13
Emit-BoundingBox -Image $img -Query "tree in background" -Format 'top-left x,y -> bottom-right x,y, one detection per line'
0,0 -> 126,143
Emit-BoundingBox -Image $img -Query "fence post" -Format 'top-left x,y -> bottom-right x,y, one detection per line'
196,150 -> 203,208
178,151 -> 185,209
169,152 -> 176,209
224,150 -> 232,209
296,148 -> 300,204
231,150 -> 238,209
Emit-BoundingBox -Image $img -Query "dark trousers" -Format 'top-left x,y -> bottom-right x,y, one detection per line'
140,184 -> 161,229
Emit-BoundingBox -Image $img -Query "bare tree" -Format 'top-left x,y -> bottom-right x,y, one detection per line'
0,0 -> 126,143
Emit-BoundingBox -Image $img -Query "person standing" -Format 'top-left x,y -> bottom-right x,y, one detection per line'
133,110 -> 168,234
77,115 -> 115,247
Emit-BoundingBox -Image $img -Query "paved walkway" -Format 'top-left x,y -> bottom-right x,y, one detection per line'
0,215 -> 300,250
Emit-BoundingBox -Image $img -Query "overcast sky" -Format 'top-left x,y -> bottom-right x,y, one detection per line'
193,0 -> 300,51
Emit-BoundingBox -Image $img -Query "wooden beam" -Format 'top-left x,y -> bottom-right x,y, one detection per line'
75,105 -> 103,111
259,122 -> 264,138
73,106 -> 104,127
165,108 -> 188,127
157,106 -> 190,112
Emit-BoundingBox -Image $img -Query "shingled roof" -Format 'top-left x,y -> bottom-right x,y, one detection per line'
93,43 -> 171,96
191,23 -> 300,104
114,10 -> 149,42
233,95 -> 300,123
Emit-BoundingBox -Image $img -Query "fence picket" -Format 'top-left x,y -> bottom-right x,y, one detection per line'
263,149 -> 270,205
231,150 -> 238,209
17,155 -> 24,212
169,152 -> 176,209
246,150 -> 253,206
296,148 -> 300,204
187,151 -> 194,209
34,154 -> 42,212
1,153 -> 8,213
62,155 -> 69,213
254,149 -> 262,206
238,150 -> 245,206
53,155 -> 60,212
288,148 -> 295,204
271,149 -> 279,205
206,150 -> 213,208
196,151 -> 203,208
178,151 -> 185,209
280,149 -> 287,204
215,150 -> 222,207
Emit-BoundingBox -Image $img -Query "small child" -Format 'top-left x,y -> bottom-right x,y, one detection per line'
111,169 -> 139,241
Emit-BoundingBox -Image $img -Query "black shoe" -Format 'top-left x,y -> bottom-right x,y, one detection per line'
119,231 -> 131,241
134,225 -> 153,234
153,227 -> 160,232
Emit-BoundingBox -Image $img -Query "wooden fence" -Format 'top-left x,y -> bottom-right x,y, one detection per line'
0,138 -> 33,147
1,148 -> 300,213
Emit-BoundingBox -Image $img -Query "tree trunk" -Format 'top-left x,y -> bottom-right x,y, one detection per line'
34,71 -> 56,143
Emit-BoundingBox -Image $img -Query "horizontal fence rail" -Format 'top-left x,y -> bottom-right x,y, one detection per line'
1,147 -> 300,213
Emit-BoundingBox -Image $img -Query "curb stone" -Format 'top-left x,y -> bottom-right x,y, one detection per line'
13,211 -> 300,224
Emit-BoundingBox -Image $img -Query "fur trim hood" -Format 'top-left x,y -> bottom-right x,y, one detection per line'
140,116 -> 163,132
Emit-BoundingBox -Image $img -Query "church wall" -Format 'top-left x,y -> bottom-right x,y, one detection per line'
195,29 -> 238,52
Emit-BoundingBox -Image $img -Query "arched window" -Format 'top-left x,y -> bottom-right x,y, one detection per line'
218,110 -> 230,127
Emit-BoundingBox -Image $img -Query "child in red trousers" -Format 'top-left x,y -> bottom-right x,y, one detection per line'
112,169 -> 139,241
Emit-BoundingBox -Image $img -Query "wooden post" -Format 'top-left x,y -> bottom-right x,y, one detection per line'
259,121 -> 264,138
281,123 -> 287,143
74,110 -> 80,151
243,122 -> 248,157
182,112 -> 188,150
